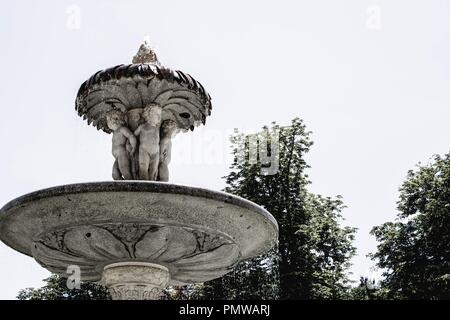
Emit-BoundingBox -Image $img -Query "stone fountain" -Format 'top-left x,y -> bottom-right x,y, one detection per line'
0,42 -> 278,300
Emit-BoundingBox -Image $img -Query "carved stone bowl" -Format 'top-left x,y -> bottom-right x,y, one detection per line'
0,182 -> 278,285
75,64 -> 212,134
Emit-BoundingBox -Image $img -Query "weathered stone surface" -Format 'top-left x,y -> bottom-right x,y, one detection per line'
32,222 -> 238,283
0,181 -> 278,285
106,105 -> 176,181
75,61 -> 211,134
76,44 -> 211,182
102,262 -> 169,300
132,42 -> 160,65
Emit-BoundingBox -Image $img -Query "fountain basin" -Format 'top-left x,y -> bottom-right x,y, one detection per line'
0,182 -> 278,286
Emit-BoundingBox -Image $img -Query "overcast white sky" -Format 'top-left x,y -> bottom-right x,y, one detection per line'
1,0 -> 449,299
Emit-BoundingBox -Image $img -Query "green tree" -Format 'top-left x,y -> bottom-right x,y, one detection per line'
17,275 -> 110,300
195,118 -> 356,299
370,153 -> 450,299
349,277 -> 386,300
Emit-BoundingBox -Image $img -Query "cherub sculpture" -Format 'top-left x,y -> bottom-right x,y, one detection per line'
106,110 -> 137,180
158,119 -> 177,182
134,104 -> 162,180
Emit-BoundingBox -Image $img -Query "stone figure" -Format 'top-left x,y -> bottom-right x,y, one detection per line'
106,110 -> 137,180
126,109 -> 144,180
134,104 -> 162,180
158,120 -> 177,182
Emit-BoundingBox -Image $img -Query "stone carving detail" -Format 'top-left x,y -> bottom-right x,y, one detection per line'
134,104 -> 163,180
106,105 -> 176,181
102,262 -> 170,300
158,119 -> 177,181
75,42 -> 212,181
132,41 -> 160,66
76,67 -> 211,133
106,110 -> 137,180
109,285 -> 164,300
32,222 -> 240,283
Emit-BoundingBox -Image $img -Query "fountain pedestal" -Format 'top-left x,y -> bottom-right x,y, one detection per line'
102,262 -> 170,300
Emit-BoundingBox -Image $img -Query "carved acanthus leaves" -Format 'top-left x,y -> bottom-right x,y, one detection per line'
108,285 -> 164,300
32,223 -> 240,283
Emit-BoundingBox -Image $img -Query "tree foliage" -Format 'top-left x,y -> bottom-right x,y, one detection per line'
349,277 -> 387,300
370,153 -> 450,299
17,275 -> 110,300
195,118 -> 356,299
